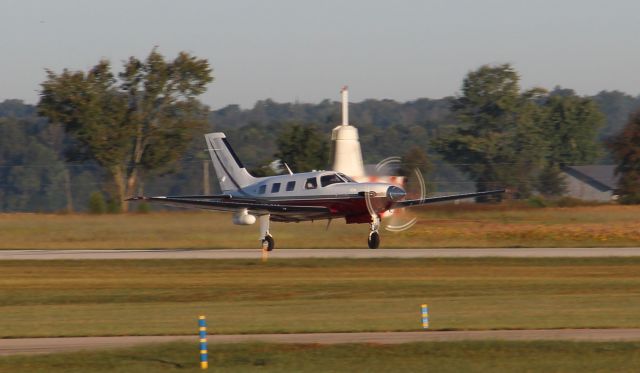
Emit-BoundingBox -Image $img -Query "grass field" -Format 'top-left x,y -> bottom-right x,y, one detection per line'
1,204 -> 640,249
2,258 -> 639,338
2,341 -> 640,372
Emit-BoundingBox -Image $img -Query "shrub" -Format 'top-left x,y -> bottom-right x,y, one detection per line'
106,199 -> 121,214
555,197 -> 602,207
88,192 -> 107,214
526,196 -> 548,208
136,202 -> 151,214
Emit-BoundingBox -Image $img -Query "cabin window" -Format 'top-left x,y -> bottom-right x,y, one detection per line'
258,185 -> 266,194
321,173 -> 344,187
286,181 -> 296,191
305,177 -> 317,190
271,183 -> 281,193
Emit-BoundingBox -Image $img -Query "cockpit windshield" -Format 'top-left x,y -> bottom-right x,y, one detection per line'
320,173 -> 345,187
337,173 -> 355,182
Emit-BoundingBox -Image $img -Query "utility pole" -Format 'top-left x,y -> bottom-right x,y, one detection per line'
63,168 -> 74,213
203,160 -> 211,195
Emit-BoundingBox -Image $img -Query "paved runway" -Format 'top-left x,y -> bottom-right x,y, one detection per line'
1,247 -> 640,260
2,329 -> 640,356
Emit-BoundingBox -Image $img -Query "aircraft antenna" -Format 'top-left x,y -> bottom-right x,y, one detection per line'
284,162 -> 294,175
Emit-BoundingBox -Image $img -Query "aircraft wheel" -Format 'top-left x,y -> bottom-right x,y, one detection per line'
262,235 -> 275,251
367,231 -> 380,249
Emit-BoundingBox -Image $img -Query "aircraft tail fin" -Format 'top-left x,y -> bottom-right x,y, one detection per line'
204,133 -> 257,193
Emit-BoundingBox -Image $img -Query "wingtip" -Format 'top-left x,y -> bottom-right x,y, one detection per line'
125,196 -> 148,201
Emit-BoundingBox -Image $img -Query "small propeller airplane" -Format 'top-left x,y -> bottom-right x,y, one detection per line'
128,133 -> 504,250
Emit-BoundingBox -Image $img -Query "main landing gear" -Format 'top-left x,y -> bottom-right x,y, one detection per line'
259,214 -> 275,251
368,214 -> 381,249
262,234 -> 274,251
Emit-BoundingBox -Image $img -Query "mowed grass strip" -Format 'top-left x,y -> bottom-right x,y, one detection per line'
1,204 -> 640,249
1,258 -> 639,337
2,341 -> 640,373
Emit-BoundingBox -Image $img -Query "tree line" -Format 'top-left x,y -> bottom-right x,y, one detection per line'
1,50 -> 640,212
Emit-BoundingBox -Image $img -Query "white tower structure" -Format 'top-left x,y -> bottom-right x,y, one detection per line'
331,86 -> 365,177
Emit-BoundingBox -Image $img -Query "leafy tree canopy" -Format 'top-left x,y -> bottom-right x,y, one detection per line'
38,49 -> 213,210
542,93 -> 603,165
434,64 -> 604,199
0,117 -> 66,211
434,64 -> 546,199
609,110 -> 640,204
275,123 -> 329,173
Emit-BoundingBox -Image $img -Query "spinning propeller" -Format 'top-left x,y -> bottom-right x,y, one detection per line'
365,156 -> 428,233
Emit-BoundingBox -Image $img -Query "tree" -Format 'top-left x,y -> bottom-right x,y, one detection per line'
433,64 -> 546,200
535,164 -> 567,197
435,65 -> 604,200
536,91 -> 603,197
542,93 -> 603,166
38,49 -> 213,211
399,146 -> 433,195
592,90 -> 640,142
0,117 -> 66,211
609,110 -> 640,204
399,146 -> 431,177
275,123 -> 329,172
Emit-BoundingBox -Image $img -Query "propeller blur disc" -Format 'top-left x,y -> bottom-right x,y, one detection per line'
373,157 -> 427,232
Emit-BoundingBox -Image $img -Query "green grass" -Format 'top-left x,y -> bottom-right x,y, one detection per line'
2,258 -> 640,338
2,341 -> 640,372
2,205 -> 640,249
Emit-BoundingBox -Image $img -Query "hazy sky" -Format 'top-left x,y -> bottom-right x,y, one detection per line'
2,0 -> 639,109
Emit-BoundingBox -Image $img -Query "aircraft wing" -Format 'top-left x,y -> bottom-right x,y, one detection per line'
391,189 -> 506,208
126,195 -> 330,218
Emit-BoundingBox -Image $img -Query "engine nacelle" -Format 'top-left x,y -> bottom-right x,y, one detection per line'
232,209 -> 256,225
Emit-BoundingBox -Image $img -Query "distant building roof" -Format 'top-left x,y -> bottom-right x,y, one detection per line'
563,165 -> 618,191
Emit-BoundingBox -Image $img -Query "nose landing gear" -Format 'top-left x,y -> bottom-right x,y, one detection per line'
368,231 -> 380,249
367,215 -> 381,249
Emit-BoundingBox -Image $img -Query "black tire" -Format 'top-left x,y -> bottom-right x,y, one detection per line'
367,231 -> 380,249
262,235 -> 275,251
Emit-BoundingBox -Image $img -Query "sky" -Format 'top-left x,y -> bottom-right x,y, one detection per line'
1,0 -> 640,109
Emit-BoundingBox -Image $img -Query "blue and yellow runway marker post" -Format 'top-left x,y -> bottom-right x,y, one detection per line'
421,304 -> 429,329
198,315 -> 208,369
